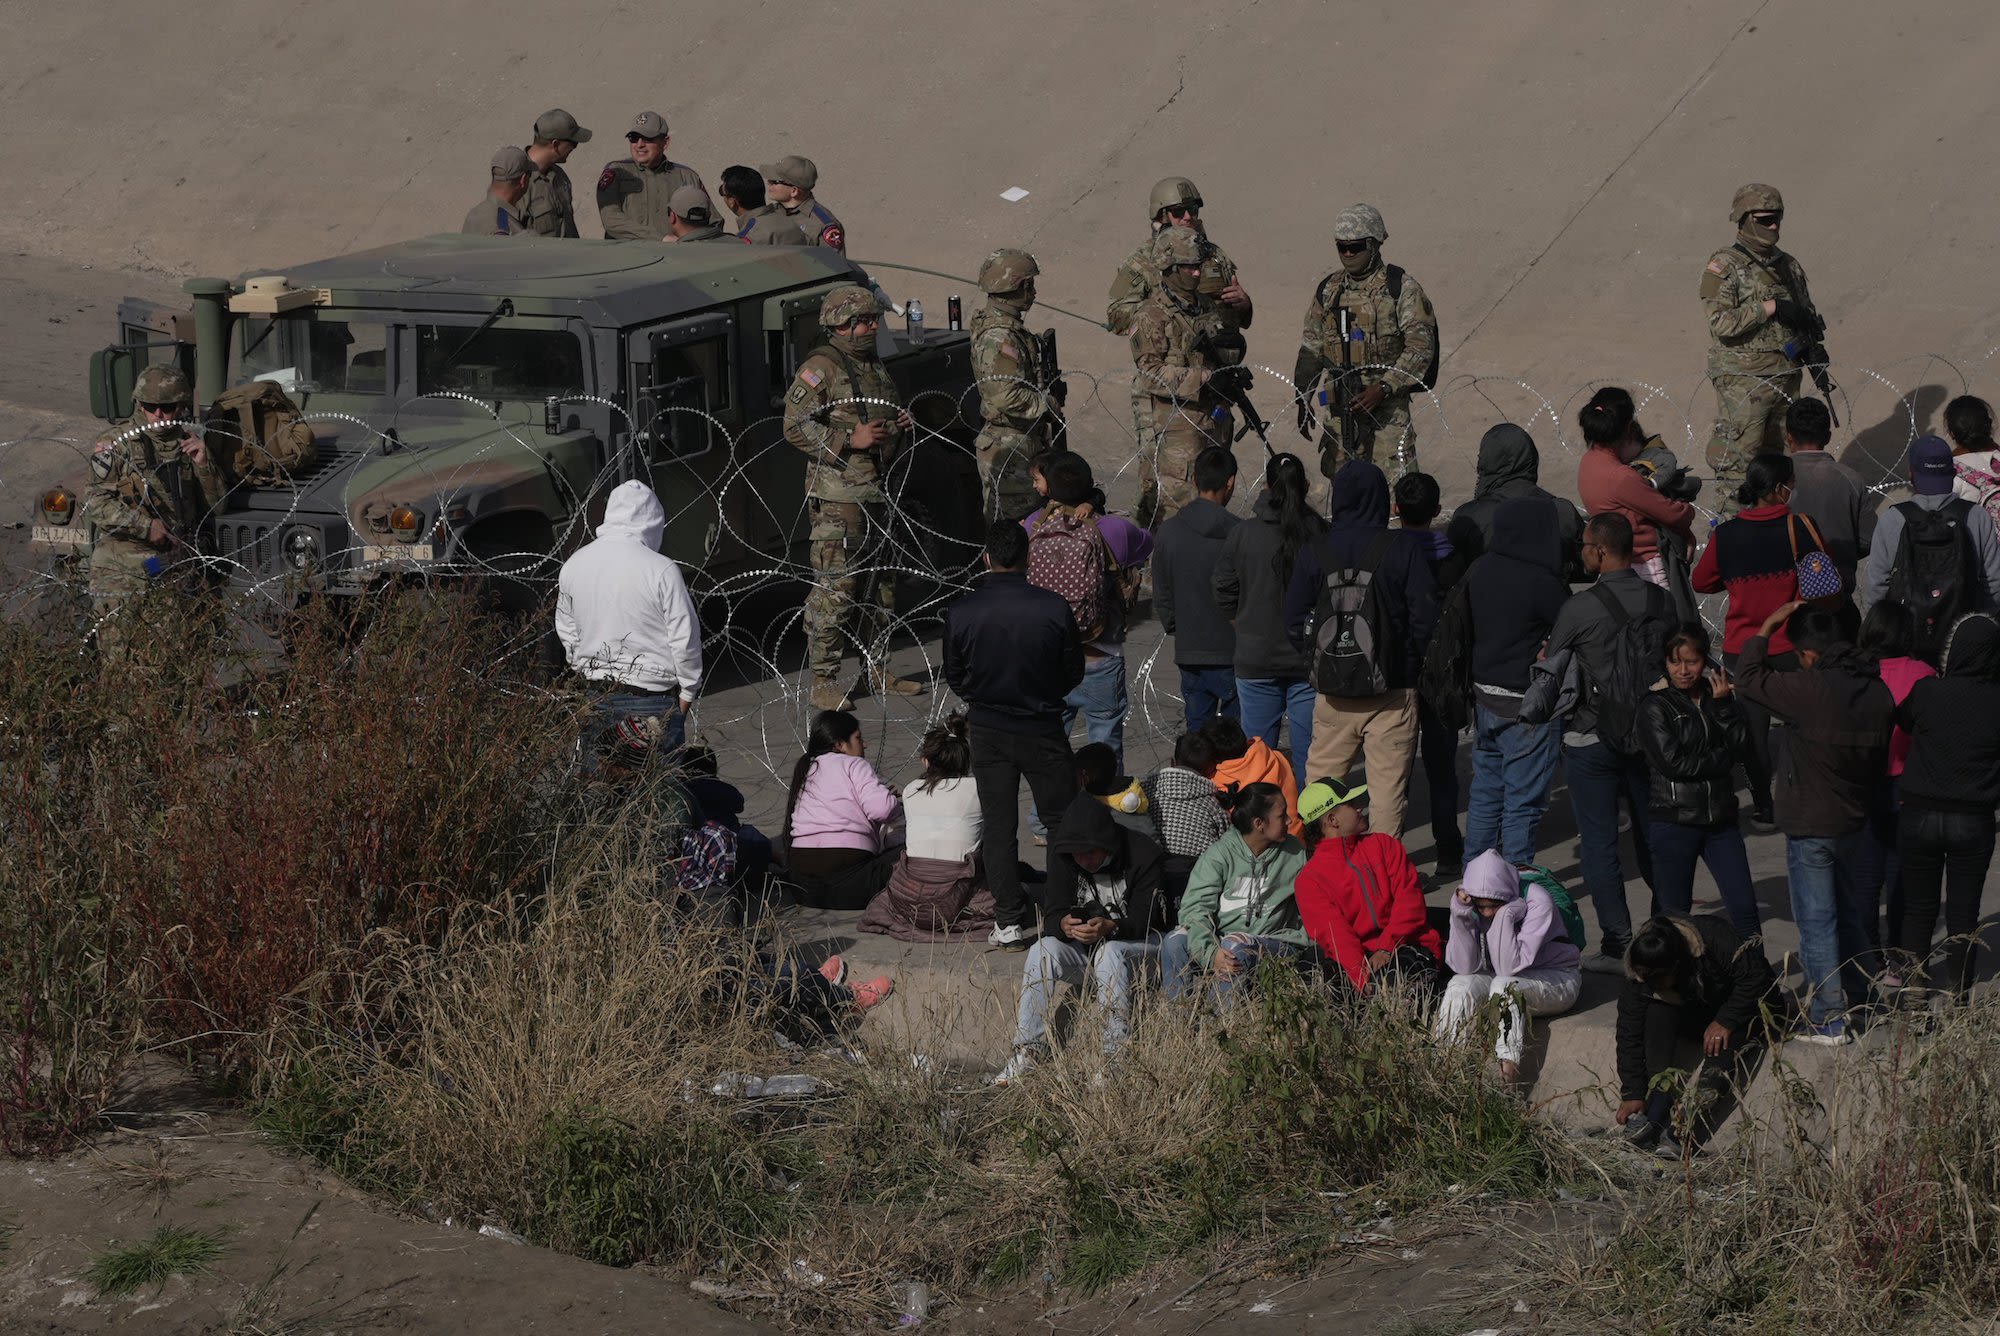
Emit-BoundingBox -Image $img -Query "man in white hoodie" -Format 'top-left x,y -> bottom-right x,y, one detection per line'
557,480 -> 703,761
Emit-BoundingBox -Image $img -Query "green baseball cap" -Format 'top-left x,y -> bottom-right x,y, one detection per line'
1298,778 -> 1369,824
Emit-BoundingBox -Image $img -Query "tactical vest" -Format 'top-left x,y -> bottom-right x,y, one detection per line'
794,346 -> 904,504
969,305 -> 1045,433
1312,265 -> 1407,385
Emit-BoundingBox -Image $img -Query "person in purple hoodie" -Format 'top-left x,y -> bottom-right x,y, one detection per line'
1433,851 -> 1584,1083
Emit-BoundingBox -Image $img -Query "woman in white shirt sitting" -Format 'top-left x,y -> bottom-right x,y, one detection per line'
861,715 -> 996,939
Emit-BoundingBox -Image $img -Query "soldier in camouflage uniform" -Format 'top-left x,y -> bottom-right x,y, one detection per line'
783,286 -> 925,711
82,364 -> 227,660
1291,204 -> 1437,479
969,248 -> 1061,522
523,108 -> 591,238
1701,183 -> 1828,518
1107,177 -> 1252,469
598,112 -> 704,242
1128,226 -> 1236,528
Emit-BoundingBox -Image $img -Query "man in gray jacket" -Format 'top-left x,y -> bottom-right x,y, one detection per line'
1865,436 -> 2000,663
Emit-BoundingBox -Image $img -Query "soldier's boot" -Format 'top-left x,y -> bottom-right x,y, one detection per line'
809,674 -> 853,712
869,667 -> 927,697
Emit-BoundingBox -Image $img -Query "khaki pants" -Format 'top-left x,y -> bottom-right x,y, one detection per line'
1705,369 -> 1800,519
1137,401 -> 1230,530
1316,396 -> 1417,481
1305,688 -> 1419,839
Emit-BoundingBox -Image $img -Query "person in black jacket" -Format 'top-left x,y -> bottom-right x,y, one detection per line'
994,794 -> 1169,1083
1639,623 -> 1761,940
1213,452 -> 1325,781
1442,423 -> 1585,579
1152,446 -> 1242,730
1282,457 -> 1440,841
1615,914 -> 1778,1159
1894,610 -> 2000,997
944,520 -> 1086,948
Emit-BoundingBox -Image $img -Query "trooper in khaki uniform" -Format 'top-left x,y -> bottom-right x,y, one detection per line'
522,108 -> 591,238
1107,177 -> 1252,464
82,364 -> 227,661
969,249 -> 1061,522
783,286 -> 925,711
462,147 -> 535,237
1292,204 -> 1436,480
598,111 -> 704,242
756,156 -> 845,251
1701,183 -> 1830,518
1128,226 -> 1239,529
666,185 -> 732,242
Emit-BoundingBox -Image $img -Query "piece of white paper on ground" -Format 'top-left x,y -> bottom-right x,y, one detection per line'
999,186 -> 1030,202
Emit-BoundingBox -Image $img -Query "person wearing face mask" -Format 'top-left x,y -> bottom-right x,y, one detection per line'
1292,203 -> 1438,480
1700,183 -> 1830,519
969,249 -> 1062,522
1127,225 -> 1239,528
1107,177 -> 1254,475
82,363 -> 227,663
783,285 -> 923,712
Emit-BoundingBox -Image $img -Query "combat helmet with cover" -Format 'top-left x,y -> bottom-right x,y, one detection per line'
1333,203 -> 1388,243
977,248 -> 1040,294
1148,176 -> 1203,220
819,284 -> 882,328
132,363 -> 192,411
1150,225 -> 1207,271
1729,183 -> 1784,222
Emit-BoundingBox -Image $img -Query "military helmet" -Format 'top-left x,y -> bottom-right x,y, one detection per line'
977,248 -> 1040,294
1730,182 -> 1784,221
133,363 -> 192,408
1148,176 -> 1203,220
819,284 -> 883,328
1333,203 -> 1387,243
1150,225 -> 1206,271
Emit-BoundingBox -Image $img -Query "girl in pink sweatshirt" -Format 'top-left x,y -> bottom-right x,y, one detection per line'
1433,851 -> 1583,1082
782,710 -> 904,909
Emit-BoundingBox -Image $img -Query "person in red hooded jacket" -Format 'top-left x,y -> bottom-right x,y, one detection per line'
1294,777 -> 1442,995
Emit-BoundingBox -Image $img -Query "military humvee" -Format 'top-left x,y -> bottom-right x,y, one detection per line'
37,235 -> 983,610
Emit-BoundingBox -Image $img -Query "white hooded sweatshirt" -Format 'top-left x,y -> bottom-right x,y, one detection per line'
556,481 -> 702,701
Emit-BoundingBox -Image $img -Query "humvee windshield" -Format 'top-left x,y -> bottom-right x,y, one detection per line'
232,314 -> 390,396
415,324 -> 585,401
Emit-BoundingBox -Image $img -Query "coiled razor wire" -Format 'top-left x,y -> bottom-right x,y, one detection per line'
6,347 -> 1992,829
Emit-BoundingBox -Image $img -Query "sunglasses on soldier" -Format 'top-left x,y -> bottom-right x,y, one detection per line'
1748,210 -> 1783,225
138,401 -> 179,414
1335,240 -> 1372,255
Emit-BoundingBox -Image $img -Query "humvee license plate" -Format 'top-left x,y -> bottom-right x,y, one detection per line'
31,525 -> 90,546
361,544 -> 433,563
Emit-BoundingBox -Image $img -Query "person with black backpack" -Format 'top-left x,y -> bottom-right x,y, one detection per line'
1543,513 -> 1675,972
1865,435 -> 2000,666
1282,458 -> 1439,841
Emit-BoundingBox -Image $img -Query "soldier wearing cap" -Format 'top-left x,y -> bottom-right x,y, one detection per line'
667,186 -> 730,242
1701,183 -> 1829,517
1128,226 -> 1236,528
597,112 -> 704,242
462,147 -> 535,237
756,156 -> 845,251
1292,203 -> 1437,479
782,285 -> 923,710
523,108 -> 591,237
970,249 -> 1061,522
1107,178 -> 1252,469
82,364 -> 227,660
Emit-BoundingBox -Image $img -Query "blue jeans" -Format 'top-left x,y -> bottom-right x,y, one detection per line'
1563,740 -> 1654,949
1464,706 -> 1558,867
1784,835 -> 1874,1025
1648,819 -> 1760,941
582,690 -> 687,773
1235,675 -> 1315,783
1178,666 -> 1239,733
1160,927 -> 1302,1003
1013,934 -> 1163,1054
1062,653 -> 1129,768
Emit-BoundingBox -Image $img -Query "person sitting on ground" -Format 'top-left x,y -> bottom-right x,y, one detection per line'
1397,468 -> 1466,871
1434,851 -> 1583,1084
861,714 -> 996,941
1161,782 -> 1311,1002
1075,740 -> 1152,835
1614,913 -> 1778,1160
780,709 -> 904,910
739,949 -> 895,1042
1294,778 -> 1442,998
676,744 -> 776,920
1203,714 -> 1301,837
1140,730 -> 1230,912
1638,622 -> 1762,941
994,792 -> 1169,1083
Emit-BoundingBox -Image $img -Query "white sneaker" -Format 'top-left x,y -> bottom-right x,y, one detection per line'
990,1048 -> 1040,1086
987,923 -> 1032,949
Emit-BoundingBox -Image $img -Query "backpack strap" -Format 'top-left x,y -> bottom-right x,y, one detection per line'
1385,263 -> 1404,301
1359,529 -> 1396,574
1589,580 -> 1631,626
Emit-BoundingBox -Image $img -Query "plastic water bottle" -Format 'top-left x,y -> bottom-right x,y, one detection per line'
905,299 -> 926,347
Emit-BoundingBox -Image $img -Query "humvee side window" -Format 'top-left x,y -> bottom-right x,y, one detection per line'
646,335 -> 729,461
415,325 -> 585,400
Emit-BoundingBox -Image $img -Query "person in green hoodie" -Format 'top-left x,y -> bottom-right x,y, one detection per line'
1162,782 -> 1311,1001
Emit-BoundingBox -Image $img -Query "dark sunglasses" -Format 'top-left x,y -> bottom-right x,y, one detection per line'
625,132 -> 666,144
138,401 -> 179,413
1749,210 -> 1783,224
1163,203 -> 1199,217
1335,240 -> 1372,255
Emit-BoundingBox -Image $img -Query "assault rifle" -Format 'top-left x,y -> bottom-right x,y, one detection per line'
1734,243 -> 1840,426
1195,328 -> 1272,457
1035,328 -> 1069,449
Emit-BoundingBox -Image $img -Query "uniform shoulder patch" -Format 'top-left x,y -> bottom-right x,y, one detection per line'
800,367 -> 824,388
788,385 -> 810,405
820,225 -> 844,251
1706,258 -> 1728,276
597,165 -> 617,190
999,340 -> 1018,359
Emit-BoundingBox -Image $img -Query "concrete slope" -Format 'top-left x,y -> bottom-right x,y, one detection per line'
9,2 -> 1997,418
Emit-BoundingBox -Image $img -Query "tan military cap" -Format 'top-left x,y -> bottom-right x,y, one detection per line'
670,184 -> 715,223
491,146 -> 533,180
629,110 -> 669,139
532,108 -> 592,144
762,155 -> 819,191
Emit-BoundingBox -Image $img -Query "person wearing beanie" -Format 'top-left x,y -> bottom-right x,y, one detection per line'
1433,851 -> 1584,1083
1292,778 -> 1441,996
1865,435 -> 2000,663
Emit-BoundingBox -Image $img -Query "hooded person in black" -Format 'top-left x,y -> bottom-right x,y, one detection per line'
1894,611 -> 2000,995
996,794 -> 1170,1081
1443,424 -> 1585,578
1461,496 -> 1573,866
1282,457 -> 1438,840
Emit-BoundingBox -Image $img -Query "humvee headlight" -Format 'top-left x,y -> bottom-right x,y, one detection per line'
283,527 -> 320,570
389,505 -> 423,542
39,487 -> 76,525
